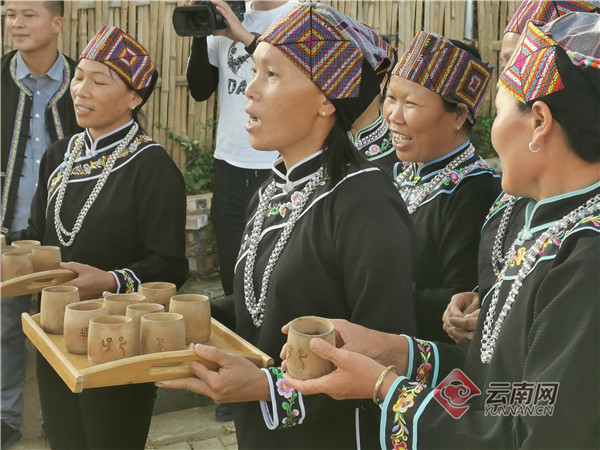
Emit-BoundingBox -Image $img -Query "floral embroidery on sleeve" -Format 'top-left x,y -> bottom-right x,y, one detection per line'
415,339 -> 433,385
273,368 -> 301,427
260,367 -> 305,430
110,269 -> 140,293
389,382 -> 426,449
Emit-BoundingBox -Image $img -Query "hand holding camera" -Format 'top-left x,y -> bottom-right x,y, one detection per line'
173,0 -> 246,38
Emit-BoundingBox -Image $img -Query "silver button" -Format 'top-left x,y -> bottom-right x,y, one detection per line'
36,91 -> 41,95
36,160 -> 40,164
35,137 -> 40,142
35,113 -> 40,118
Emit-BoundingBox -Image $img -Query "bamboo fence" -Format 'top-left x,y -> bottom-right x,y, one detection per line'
1,1 -> 519,171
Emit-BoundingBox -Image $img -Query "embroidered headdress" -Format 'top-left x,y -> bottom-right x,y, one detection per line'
79,26 -> 158,107
500,12 -> 600,136
260,3 -> 393,130
392,32 -> 493,120
504,0 -> 600,34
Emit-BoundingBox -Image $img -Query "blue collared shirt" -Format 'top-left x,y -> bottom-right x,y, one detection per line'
12,51 -> 65,230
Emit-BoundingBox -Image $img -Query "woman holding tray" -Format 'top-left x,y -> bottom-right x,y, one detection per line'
7,26 -> 188,449
282,12 -> 600,449
159,3 -> 417,449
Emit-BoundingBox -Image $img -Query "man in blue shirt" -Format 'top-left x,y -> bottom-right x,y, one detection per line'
1,2 -> 79,446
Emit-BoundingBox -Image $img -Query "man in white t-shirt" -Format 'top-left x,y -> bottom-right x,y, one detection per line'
186,0 -> 296,298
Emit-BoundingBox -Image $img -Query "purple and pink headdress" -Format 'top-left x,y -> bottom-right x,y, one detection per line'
259,3 -> 393,130
505,0 -> 600,35
80,26 -> 157,106
392,32 -> 493,120
500,12 -> 599,137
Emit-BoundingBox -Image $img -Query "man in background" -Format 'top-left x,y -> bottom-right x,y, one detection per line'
1,2 -> 80,446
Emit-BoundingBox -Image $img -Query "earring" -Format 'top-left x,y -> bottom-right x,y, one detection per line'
320,111 -> 327,117
131,106 -> 136,110
456,125 -> 461,131
528,141 -> 542,153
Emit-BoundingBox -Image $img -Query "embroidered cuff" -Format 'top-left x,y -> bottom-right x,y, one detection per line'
401,335 -> 439,387
259,367 -> 305,430
110,269 -> 140,294
380,376 -> 429,450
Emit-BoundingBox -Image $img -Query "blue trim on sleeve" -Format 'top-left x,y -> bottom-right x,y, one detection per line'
402,334 -> 414,378
380,376 -> 407,449
430,341 -> 440,387
412,390 -> 437,450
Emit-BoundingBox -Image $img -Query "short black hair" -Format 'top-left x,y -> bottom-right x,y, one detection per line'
44,1 -> 64,17
516,100 -> 599,163
515,45 -> 599,164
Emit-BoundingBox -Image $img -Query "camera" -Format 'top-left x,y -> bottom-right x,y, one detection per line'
172,1 -> 246,37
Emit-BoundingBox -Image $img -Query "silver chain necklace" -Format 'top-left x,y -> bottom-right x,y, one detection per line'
396,144 -> 475,215
480,193 -> 600,363
491,195 -> 518,276
54,123 -> 139,247
244,166 -> 325,327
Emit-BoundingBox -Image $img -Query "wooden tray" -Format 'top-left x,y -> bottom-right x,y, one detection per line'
1,269 -> 77,298
22,313 -> 273,393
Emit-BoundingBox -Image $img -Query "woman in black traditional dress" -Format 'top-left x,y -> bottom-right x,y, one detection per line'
442,0 -> 600,344
283,12 -> 600,449
385,32 -> 501,343
7,26 -> 188,449
159,3 -> 416,449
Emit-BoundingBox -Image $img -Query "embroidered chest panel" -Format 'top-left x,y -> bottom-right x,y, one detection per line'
399,159 -> 493,206
48,134 -> 153,198
503,213 -> 600,277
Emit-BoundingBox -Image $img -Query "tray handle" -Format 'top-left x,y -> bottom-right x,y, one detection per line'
79,349 -> 267,390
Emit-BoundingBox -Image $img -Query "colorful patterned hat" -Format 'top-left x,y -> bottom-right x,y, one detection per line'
259,3 -> 393,131
392,32 -> 493,119
500,12 -> 599,136
504,0 -> 600,34
260,3 -> 391,99
80,26 -> 156,91
499,12 -> 599,104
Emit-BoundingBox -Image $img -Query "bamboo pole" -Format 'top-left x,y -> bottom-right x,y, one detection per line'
120,1 -> 128,30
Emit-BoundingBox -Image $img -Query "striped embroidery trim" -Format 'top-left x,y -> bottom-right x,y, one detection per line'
2,54 -> 70,226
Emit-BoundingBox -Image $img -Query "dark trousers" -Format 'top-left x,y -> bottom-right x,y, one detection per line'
211,159 -> 271,295
36,352 -> 157,449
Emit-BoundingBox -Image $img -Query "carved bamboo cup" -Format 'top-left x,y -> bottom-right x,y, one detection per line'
140,312 -> 185,356
1,251 -> 33,281
286,316 -> 335,380
63,300 -> 106,354
40,286 -> 79,334
88,315 -> 136,364
138,282 -> 177,312
103,293 -> 145,315
169,294 -> 211,344
126,303 -> 165,354
31,246 -> 61,272
10,240 -> 41,253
